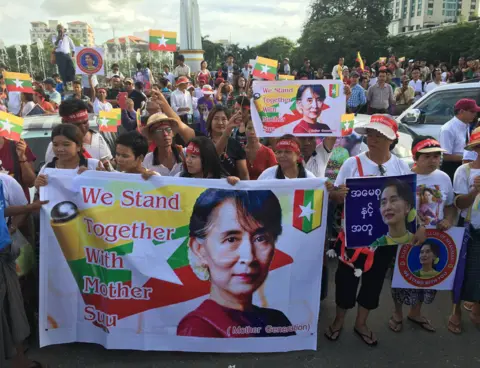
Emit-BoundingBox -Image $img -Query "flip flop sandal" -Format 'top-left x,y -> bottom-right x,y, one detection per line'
388,317 -> 403,332
354,327 -> 378,346
407,316 -> 436,332
324,325 -> 342,341
464,302 -> 474,312
447,318 -> 462,335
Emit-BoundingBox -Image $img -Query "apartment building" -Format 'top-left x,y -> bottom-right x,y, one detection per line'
389,0 -> 480,36
67,21 -> 95,46
30,20 -> 95,46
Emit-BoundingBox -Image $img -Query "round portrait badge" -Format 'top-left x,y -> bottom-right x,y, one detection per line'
398,229 -> 457,288
76,48 -> 103,75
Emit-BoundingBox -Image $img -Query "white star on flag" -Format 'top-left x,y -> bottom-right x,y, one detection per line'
0,119 -> 13,134
14,79 -> 23,88
277,100 -> 295,118
123,236 -> 187,289
99,117 -> 109,127
299,202 -> 316,222
261,65 -> 270,74
158,35 -> 168,47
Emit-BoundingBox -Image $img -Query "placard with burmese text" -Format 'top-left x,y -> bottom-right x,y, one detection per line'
39,170 -> 328,352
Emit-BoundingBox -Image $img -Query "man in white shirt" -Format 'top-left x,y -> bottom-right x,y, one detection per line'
52,24 -> 76,89
332,57 -> 347,80
173,55 -> 191,79
425,67 -> 446,93
163,65 -> 175,86
170,76 -> 193,124
440,98 -> 480,179
300,137 -> 336,178
93,88 -> 113,114
241,62 -> 251,79
408,67 -> 425,101
283,58 -> 291,75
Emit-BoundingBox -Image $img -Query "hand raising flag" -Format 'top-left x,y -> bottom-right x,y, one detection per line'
98,109 -> 121,133
0,111 -> 24,141
253,57 -> 278,81
3,72 -> 33,93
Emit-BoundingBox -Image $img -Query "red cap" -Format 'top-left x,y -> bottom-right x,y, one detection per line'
176,76 -> 190,86
455,99 -> 480,112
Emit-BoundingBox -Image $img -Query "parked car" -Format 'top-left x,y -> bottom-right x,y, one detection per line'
21,114 -> 120,173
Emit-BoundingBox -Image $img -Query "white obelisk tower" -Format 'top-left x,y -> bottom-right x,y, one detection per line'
180,0 -> 204,73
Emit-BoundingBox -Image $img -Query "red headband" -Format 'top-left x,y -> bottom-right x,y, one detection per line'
412,138 -> 441,156
275,139 -> 300,154
186,143 -> 200,155
97,88 -> 107,93
370,114 -> 399,138
62,110 -> 89,123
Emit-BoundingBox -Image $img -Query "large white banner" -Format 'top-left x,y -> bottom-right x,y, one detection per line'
39,170 -> 328,352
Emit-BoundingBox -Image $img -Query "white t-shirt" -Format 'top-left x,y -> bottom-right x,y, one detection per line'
258,165 -> 316,180
7,92 -> 21,115
38,158 -> 101,176
93,99 -> 113,114
45,132 -> 113,163
408,79 -> 425,101
81,74 -> 98,89
453,164 -> 480,229
305,142 -> 333,178
425,81 -> 446,93
143,152 -> 182,177
335,152 -> 410,187
416,169 -> 454,227
21,101 -> 35,117
0,173 -> 27,207
439,117 -> 468,156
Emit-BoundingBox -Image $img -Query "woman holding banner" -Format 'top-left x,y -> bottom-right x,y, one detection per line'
325,114 -> 426,346
390,136 -> 456,333
177,189 -> 295,338
449,128 -> 480,334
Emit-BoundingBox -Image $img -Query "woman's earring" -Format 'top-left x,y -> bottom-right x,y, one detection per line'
407,208 -> 417,223
197,265 -> 210,281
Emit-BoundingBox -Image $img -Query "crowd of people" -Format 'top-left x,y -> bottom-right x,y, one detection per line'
0,50 -> 479,367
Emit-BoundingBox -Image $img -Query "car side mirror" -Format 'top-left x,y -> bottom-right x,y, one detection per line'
402,109 -> 423,125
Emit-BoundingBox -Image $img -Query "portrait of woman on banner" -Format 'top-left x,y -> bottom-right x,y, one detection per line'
292,85 -> 332,134
177,189 -> 295,338
370,178 -> 416,247
412,242 -> 441,279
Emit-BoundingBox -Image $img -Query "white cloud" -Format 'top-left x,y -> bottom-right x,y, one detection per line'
0,0 -> 311,47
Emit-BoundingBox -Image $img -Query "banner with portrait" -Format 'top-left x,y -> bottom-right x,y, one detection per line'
344,174 -> 417,248
75,47 -> 105,76
250,80 -> 346,137
392,228 -> 465,290
39,171 -> 328,352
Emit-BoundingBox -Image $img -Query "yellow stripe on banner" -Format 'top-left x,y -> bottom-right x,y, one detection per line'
312,189 -> 324,229
257,56 -> 278,68
278,75 -> 294,80
3,71 -> 31,81
0,111 -> 24,126
100,109 -> 121,119
150,30 -> 177,39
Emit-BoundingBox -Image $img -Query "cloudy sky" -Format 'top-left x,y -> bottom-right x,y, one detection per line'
0,0 -> 311,47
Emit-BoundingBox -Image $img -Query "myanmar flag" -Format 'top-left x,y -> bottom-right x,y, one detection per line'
0,111 -> 24,141
278,74 -> 294,81
149,30 -> 177,52
3,72 -> 33,93
356,51 -> 364,72
341,113 -> 355,136
98,109 -> 120,133
293,189 -> 324,234
136,109 -> 142,132
252,56 -> 278,81
329,84 -> 340,98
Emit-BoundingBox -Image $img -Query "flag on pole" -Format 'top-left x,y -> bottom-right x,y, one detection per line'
3,72 -> 33,93
341,114 -> 355,136
252,57 -> 278,81
0,111 -> 24,141
399,56 -> 406,62
136,109 -> 142,132
98,109 -> 120,133
149,30 -> 177,52
379,57 -> 387,64
357,52 -> 365,71
278,74 -> 294,81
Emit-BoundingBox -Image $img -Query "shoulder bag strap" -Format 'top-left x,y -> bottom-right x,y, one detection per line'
355,156 -> 364,177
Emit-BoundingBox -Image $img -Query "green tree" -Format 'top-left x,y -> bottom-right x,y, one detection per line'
201,35 -> 225,70
254,37 -> 296,63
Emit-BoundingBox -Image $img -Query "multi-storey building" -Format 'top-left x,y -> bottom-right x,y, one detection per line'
30,20 -> 95,46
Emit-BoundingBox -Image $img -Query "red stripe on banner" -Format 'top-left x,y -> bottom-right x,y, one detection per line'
6,85 -> 34,93
293,190 -> 304,230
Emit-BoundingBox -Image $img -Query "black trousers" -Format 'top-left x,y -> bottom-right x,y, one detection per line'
55,52 -> 75,83
335,245 -> 397,310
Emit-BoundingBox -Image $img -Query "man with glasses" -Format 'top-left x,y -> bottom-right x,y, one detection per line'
425,68 -> 446,93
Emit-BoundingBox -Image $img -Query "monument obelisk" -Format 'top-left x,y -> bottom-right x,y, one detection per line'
180,0 -> 204,73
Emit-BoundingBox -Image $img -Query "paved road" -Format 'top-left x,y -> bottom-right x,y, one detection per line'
8,260 -> 480,368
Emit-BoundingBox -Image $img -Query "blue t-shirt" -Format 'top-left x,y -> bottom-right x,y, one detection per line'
56,82 -> 64,94
0,182 -> 11,250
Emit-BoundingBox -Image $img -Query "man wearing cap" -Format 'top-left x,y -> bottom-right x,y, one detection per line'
43,78 -> 62,104
171,76 -> 193,125
45,99 -> 113,164
440,98 -> 480,180
347,71 -> 367,113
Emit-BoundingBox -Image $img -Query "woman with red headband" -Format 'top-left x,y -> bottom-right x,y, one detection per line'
258,135 -> 315,179
324,114 -> 426,346
388,135 -> 456,334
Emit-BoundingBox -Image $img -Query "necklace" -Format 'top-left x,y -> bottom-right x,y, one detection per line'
386,231 -> 411,244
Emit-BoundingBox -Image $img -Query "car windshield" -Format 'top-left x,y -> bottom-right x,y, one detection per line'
403,88 -> 480,126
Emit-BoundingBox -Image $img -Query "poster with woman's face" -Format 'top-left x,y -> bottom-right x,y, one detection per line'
344,174 -> 417,248
75,47 -> 105,76
392,228 -> 464,290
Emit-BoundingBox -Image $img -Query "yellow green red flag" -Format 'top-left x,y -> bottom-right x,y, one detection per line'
98,109 -> 121,133
341,113 -> 355,136
149,30 -> 177,52
357,52 -> 365,71
0,111 -> 24,141
278,74 -> 294,81
252,57 -> 278,81
3,72 -> 33,93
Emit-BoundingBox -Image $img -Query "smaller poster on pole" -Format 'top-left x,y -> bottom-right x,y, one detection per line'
75,47 -> 105,75
392,228 -> 464,290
